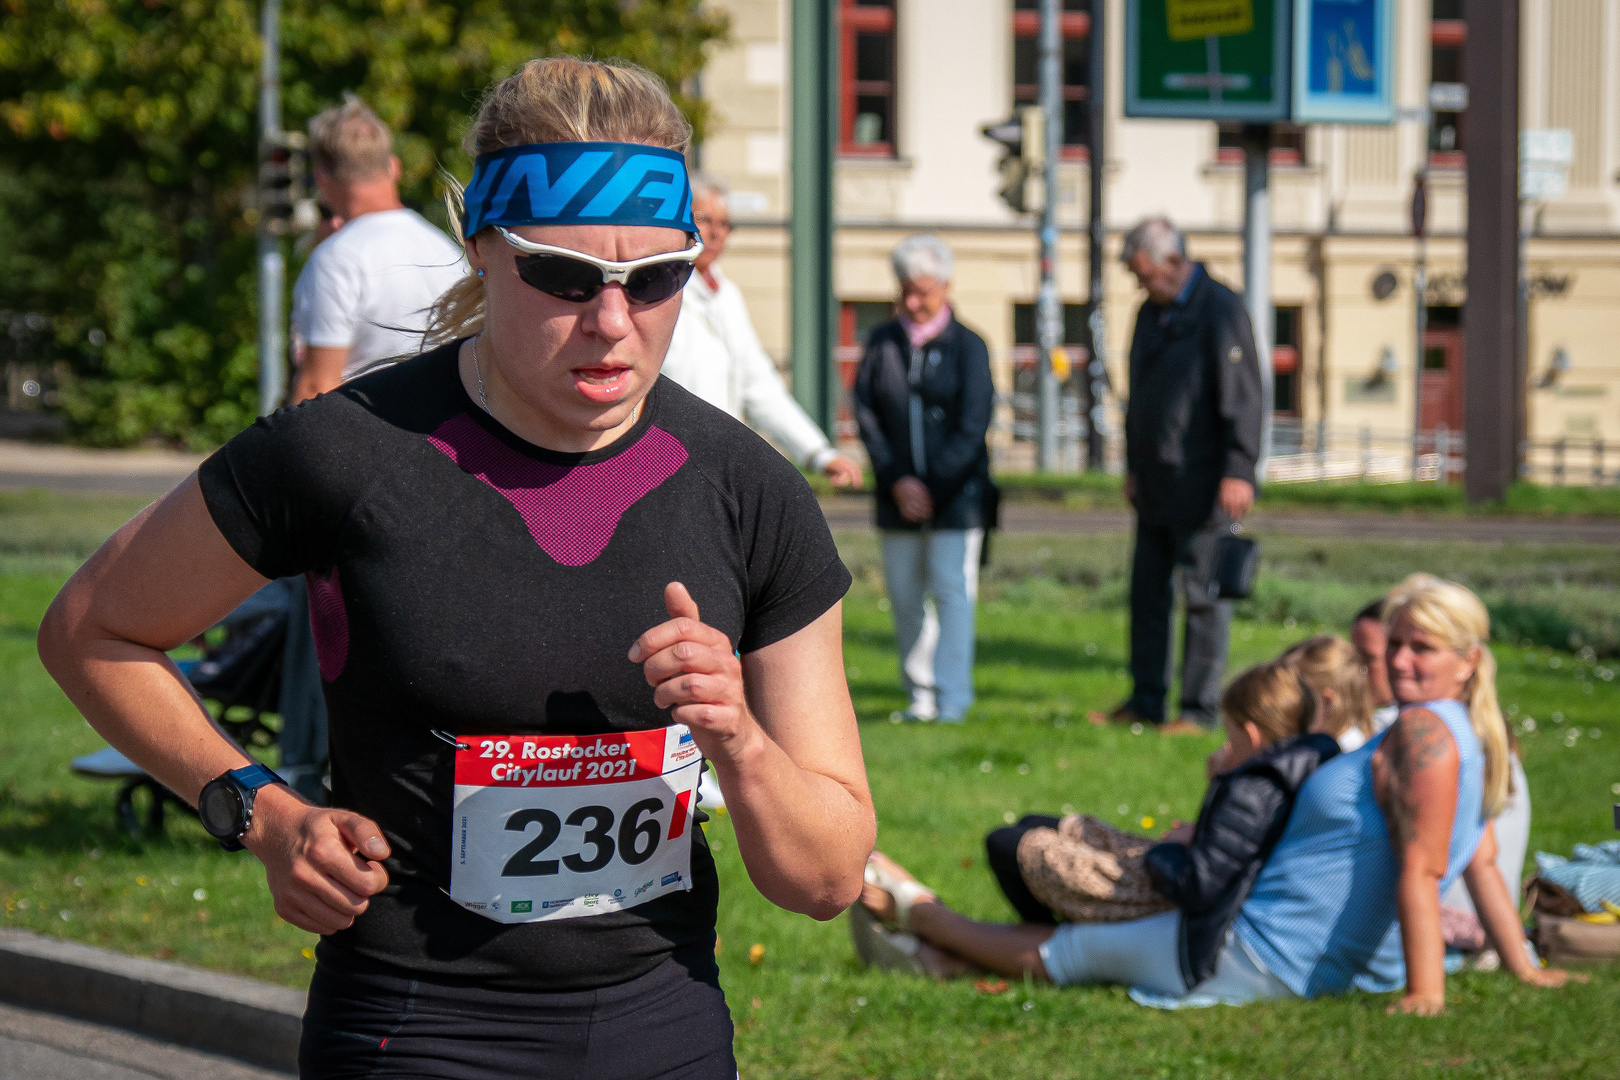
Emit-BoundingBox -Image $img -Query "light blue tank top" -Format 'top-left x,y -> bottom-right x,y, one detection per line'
1235,698 -> 1486,997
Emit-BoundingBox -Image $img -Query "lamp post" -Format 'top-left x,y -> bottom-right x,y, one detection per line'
255,0 -> 285,416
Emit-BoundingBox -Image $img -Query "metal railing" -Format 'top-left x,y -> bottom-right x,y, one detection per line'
1522,437 -> 1619,487
1264,421 -> 1466,484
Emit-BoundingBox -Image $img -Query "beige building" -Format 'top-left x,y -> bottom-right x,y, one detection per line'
694,0 -> 1620,481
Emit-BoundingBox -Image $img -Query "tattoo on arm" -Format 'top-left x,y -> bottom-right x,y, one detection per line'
1374,710 -> 1454,848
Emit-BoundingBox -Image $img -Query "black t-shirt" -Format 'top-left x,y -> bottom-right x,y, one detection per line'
199,341 -> 850,991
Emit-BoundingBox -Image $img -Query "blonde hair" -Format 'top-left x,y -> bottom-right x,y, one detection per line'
309,96 -> 394,182
1221,660 -> 1317,747
1382,573 -> 1511,818
424,57 -> 693,348
1280,635 -> 1373,741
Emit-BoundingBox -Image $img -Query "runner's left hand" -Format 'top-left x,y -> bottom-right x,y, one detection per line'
630,582 -> 759,763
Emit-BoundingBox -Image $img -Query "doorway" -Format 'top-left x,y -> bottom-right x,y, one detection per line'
1420,306 -> 1464,434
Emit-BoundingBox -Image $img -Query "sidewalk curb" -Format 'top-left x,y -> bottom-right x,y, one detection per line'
0,929 -> 303,1073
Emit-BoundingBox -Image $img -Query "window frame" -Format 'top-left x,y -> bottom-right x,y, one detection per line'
840,0 -> 898,158
1010,9 -> 1092,161
1272,305 -> 1303,417
1214,124 -> 1308,167
1428,18 -> 1467,170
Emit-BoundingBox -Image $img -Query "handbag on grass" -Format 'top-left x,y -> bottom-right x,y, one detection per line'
1213,522 -> 1259,600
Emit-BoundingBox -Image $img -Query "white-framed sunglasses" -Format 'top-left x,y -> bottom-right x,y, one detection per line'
493,226 -> 703,305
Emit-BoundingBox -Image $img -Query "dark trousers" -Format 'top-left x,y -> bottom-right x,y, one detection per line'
301,943 -> 735,1080
985,815 -> 1061,925
1127,514 -> 1232,726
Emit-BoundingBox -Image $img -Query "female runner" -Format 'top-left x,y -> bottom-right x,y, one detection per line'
38,57 -> 874,1078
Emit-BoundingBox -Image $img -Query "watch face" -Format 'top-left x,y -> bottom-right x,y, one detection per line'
198,782 -> 245,838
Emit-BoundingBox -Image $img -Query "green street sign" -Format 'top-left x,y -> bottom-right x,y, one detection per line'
1126,0 -> 1292,122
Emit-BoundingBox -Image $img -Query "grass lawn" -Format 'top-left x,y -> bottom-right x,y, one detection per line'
2,493 -> 1617,1077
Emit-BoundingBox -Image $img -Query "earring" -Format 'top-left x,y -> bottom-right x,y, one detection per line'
475,269 -> 485,277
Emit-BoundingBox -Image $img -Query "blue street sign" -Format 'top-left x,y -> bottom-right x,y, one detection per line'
1292,0 -> 1394,123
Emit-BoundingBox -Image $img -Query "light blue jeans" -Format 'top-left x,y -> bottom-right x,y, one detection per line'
880,528 -> 983,721
1039,910 -> 1294,1009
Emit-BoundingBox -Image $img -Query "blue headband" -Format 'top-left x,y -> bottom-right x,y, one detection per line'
461,142 -> 693,238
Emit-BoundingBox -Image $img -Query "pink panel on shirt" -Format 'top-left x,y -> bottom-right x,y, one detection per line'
306,567 -> 349,682
426,414 -> 688,566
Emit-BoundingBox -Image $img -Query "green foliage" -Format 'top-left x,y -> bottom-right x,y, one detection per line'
0,0 -> 728,448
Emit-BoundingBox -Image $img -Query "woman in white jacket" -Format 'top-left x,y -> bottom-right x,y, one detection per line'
661,174 -> 864,489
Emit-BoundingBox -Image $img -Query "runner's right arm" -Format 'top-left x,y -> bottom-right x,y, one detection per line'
37,476 -> 391,935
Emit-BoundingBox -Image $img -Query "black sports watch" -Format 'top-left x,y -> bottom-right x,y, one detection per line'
197,763 -> 285,851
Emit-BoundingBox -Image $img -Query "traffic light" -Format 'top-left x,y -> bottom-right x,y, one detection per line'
258,131 -> 312,235
981,106 -> 1044,214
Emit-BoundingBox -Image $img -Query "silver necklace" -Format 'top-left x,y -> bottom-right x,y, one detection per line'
471,334 -> 490,412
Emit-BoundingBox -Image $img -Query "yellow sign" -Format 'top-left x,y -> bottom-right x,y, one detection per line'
1050,347 -> 1071,381
1165,0 -> 1253,42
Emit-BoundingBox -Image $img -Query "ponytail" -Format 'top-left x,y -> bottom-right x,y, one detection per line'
1465,643 -> 1511,818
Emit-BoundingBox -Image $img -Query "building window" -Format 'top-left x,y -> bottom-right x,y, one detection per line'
1215,124 -> 1308,166
840,0 -> 897,157
1429,4 -> 1466,167
1011,0 -> 1091,156
1273,306 -> 1303,417
1013,302 -> 1089,346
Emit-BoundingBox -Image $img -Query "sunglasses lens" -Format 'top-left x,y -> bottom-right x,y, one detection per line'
623,261 -> 694,305
514,254 -> 604,302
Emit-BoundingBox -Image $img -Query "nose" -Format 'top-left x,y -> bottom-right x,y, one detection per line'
581,283 -> 634,341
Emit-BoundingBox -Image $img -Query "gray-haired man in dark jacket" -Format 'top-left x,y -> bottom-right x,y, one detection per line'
1092,218 -> 1263,733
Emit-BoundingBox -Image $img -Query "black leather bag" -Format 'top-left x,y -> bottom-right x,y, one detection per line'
1212,525 -> 1259,600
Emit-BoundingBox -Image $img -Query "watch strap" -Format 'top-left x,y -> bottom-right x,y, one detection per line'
230,763 -> 283,791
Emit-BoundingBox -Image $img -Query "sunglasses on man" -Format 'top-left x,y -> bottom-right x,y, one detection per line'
494,226 -> 703,306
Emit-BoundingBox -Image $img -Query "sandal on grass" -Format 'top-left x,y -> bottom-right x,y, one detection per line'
863,853 -> 938,933
849,902 -> 927,976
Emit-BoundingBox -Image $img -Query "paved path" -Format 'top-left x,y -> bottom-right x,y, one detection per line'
0,440 -> 203,496
0,1002 -> 289,1080
819,495 -> 1620,545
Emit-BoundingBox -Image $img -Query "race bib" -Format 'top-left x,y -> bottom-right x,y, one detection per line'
448,726 -> 703,924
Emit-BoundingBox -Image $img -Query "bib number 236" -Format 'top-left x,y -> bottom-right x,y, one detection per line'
450,725 -> 702,924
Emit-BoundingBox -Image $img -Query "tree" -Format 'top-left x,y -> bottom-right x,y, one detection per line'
0,0 -> 727,447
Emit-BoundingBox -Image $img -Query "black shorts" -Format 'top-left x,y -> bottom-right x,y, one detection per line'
299,943 -> 735,1080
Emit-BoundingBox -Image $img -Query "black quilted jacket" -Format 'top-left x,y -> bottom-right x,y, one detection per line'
1145,732 -> 1340,987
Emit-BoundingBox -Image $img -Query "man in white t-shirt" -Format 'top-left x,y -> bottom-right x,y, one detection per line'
290,97 -> 465,403
661,174 -> 863,488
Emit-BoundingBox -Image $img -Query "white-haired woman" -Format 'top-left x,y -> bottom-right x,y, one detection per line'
853,234 -> 994,723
